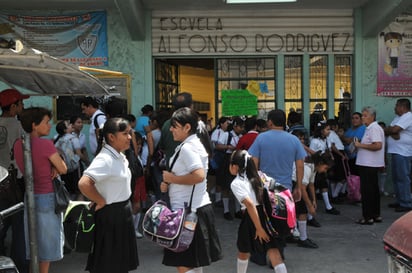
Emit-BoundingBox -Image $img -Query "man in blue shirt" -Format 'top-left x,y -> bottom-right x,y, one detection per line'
249,109 -> 306,273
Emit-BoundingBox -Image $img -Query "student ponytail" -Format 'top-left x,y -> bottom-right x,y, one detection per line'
54,120 -> 67,144
95,130 -> 105,155
230,149 -> 263,204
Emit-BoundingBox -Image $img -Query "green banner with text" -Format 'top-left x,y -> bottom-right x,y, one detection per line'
221,89 -> 257,116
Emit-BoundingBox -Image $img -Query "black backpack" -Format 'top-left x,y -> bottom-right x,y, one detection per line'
124,132 -> 144,178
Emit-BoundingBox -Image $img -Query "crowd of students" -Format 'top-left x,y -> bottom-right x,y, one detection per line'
1,86 -> 411,273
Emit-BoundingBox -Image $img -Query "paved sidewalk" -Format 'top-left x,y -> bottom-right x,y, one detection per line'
50,196 -> 406,273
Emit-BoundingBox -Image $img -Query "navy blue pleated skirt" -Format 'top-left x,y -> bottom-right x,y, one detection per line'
86,200 -> 138,273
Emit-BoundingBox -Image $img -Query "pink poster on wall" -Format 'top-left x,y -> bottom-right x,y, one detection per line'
377,14 -> 412,96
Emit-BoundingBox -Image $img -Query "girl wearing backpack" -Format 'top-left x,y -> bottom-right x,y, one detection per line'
229,149 -> 287,273
54,120 -> 81,199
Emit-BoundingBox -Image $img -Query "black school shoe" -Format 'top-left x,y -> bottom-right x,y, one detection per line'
235,210 -> 243,219
297,238 -> 319,248
223,212 -> 233,220
307,218 -> 321,227
325,207 -> 340,215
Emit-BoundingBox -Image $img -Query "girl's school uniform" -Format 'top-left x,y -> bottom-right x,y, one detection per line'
230,174 -> 285,256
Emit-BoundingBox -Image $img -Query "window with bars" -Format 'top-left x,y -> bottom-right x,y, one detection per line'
285,55 -> 303,114
216,58 -> 276,118
154,55 -> 353,130
155,60 -> 179,110
309,55 -> 328,112
309,55 -> 328,134
335,55 -> 353,130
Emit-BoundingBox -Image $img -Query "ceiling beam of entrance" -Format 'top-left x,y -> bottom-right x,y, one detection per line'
362,0 -> 412,37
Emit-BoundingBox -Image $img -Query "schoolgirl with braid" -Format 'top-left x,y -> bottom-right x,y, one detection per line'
230,149 -> 288,273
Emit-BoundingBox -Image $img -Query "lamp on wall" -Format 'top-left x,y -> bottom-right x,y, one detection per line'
225,0 -> 296,3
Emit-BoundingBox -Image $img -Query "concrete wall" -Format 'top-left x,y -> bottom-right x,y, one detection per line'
361,36 -> 399,125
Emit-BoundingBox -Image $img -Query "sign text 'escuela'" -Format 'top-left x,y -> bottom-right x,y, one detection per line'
155,17 -> 352,54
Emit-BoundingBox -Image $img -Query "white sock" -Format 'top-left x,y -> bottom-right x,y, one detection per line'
341,183 -> 347,194
298,220 -> 307,241
322,192 -> 333,210
235,199 -> 241,212
215,192 -> 222,203
237,258 -> 248,273
223,197 -> 230,213
332,182 -> 343,198
187,267 -> 203,273
134,213 -> 141,230
330,183 -> 336,196
307,213 -> 313,221
274,263 -> 287,273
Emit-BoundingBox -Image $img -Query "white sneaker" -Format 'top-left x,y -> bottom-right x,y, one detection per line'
135,230 -> 143,239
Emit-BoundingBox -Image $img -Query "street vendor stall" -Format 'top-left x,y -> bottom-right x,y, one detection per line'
0,42 -> 111,273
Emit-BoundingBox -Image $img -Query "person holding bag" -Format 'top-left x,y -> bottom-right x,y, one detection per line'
78,117 -> 139,273
13,107 -> 67,273
160,107 -> 222,273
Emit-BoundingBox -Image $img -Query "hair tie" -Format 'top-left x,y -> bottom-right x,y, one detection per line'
244,152 -> 251,170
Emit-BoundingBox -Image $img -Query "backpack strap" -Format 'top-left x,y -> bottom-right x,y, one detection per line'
224,131 -> 233,152
167,144 -> 196,210
168,143 -> 184,172
93,113 -> 105,129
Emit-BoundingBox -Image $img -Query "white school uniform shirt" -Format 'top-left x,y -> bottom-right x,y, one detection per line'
83,144 -> 131,205
309,137 -> 330,153
292,162 -> 316,186
73,131 -> 87,150
387,111 -> 412,157
356,121 -> 385,168
211,128 -> 228,146
231,174 -> 259,209
327,130 -> 344,150
168,134 -> 211,211
227,130 -> 241,154
89,110 -> 106,155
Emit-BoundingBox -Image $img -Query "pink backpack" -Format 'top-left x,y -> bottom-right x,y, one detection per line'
259,172 -> 296,236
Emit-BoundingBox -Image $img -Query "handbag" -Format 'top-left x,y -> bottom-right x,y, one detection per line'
142,186 -> 196,252
53,177 -> 71,214
142,144 -> 198,252
343,159 -> 361,202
